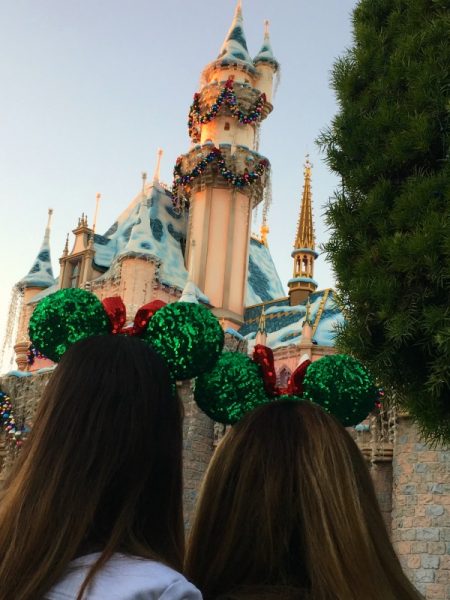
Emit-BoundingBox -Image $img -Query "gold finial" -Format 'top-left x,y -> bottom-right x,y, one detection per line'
92,193 -> 101,233
260,219 -> 270,246
264,19 -> 270,37
141,171 -> 147,191
153,148 -> 163,183
304,154 -> 312,179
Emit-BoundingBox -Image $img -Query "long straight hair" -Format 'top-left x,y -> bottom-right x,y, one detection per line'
186,400 -> 422,600
0,335 -> 184,600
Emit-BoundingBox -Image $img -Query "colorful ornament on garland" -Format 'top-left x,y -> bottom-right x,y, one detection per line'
29,288 -> 111,362
188,78 -> 266,142
143,302 -> 224,381
27,343 -> 47,366
302,354 -> 378,427
195,352 -> 268,424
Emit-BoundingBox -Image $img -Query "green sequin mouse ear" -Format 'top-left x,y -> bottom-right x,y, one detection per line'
28,288 -> 111,362
141,301 -> 225,380
302,354 -> 379,427
194,352 -> 268,424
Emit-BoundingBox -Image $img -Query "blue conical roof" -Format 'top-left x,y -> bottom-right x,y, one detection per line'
254,22 -> 279,70
18,211 -> 55,289
216,3 -> 254,70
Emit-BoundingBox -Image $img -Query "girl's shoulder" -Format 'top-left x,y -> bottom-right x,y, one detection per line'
45,552 -> 202,600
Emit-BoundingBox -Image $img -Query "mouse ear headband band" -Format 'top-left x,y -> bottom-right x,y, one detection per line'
29,288 -> 379,427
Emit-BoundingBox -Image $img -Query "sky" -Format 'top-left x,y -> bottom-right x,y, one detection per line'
0,0 -> 357,370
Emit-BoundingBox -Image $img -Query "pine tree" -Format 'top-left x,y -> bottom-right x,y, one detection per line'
318,0 -> 450,442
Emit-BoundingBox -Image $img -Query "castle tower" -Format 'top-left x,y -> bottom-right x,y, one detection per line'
176,3 -> 278,326
14,209 -> 55,369
59,213 -> 95,289
288,157 -> 318,305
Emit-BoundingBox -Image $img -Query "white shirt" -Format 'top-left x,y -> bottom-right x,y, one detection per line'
45,552 -> 202,600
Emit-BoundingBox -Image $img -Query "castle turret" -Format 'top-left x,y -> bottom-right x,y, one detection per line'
14,209 -> 55,369
288,157 -> 318,305
176,2 -> 277,325
253,20 -> 279,104
59,212 -> 95,289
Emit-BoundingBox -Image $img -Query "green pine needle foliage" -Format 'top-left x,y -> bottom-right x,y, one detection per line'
317,0 -> 450,443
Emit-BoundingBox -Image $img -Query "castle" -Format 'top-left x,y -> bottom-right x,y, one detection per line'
0,5 -> 448,599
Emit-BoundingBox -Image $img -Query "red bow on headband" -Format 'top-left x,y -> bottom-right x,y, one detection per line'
102,297 -> 166,336
252,344 -> 311,397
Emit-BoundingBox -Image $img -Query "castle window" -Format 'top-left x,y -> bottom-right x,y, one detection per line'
224,122 -> 230,131
71,262 -> 80,288
302,257 -> 308,274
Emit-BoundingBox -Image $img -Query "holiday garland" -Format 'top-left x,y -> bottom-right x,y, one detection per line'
0,391 -> 27,449
188,78 -> 266,141
172,146 -> 269,200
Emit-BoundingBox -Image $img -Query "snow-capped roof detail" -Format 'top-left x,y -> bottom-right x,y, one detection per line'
18,210 -> 55,290
93,183 -> 189,290
215,2 -> 254,70
116,196 -> 154,259
241,289 -> 344,350
246,237 -> 286,305
254,21 -> 279,70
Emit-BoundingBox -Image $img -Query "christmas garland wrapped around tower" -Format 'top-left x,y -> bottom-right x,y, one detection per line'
172,146 -> 269,202
188,78 -> 266,142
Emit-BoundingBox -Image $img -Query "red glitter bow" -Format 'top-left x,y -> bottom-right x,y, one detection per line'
102,297 -> 166,336
252,344 -> 311,397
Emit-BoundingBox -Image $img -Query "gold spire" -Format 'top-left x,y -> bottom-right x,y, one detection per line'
288,155 -> 318,306
294,155 -> 315,250
258,305 -> 266,334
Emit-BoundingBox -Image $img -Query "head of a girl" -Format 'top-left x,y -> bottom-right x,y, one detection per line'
186,400 -> 422,600
0,334 -> 183,600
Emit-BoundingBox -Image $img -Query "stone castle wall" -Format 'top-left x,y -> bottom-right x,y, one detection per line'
391,416 -> 450,600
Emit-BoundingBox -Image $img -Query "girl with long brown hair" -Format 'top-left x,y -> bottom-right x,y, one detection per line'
186,400 -> 422,600
0,335 -> 201,600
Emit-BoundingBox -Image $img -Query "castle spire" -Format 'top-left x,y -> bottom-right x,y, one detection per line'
152,148 -> 163,183
92,192 -> 101,233
288,157 -> 318,306
18,208 -> 55,289
295,156 -> 315,250
216,0 -> 253,69
254,20 -> 279,71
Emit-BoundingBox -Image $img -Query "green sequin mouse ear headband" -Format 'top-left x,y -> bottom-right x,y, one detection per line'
28,288 -> 224,380
29,288 -> 379,426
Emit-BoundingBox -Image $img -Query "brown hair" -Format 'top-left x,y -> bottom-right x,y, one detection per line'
0,335 -> 184,600
186,400 -> 422,600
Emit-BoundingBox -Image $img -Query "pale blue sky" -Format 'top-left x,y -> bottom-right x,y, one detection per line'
0,0 -> 356,364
